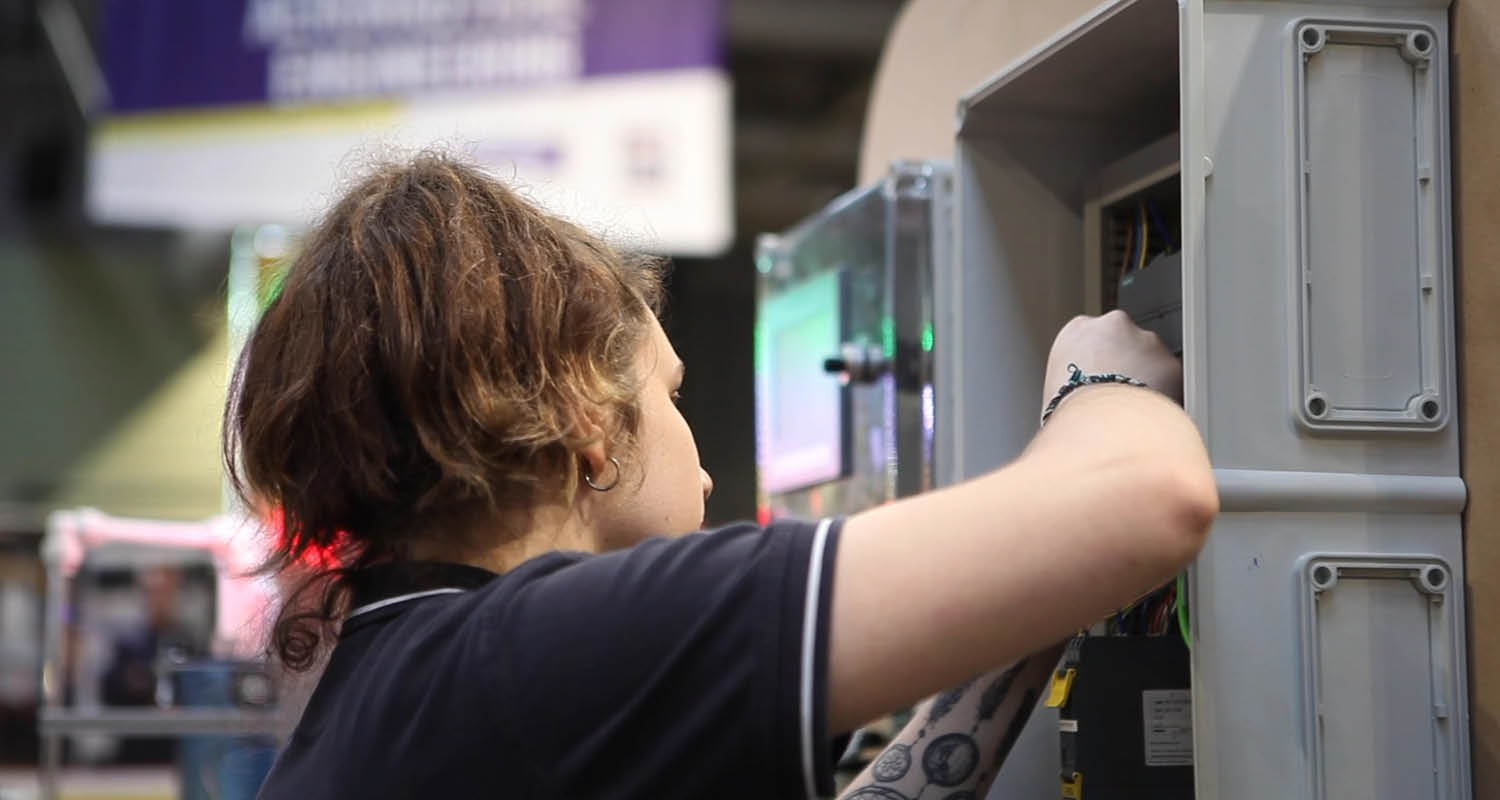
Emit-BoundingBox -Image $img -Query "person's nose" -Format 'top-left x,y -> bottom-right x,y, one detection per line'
700,468 -> 714,501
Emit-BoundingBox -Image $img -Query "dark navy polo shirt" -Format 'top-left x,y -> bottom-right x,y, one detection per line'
256,518 -> 843,800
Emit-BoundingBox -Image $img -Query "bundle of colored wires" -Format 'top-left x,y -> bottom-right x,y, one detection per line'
1118,198 -> 1179,279
1147,581 -> 1176,636
1148,198 -> 1176,254
1118,213 -> 1136,280
1109,580 -> 1179,636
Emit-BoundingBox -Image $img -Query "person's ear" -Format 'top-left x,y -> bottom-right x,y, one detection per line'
572,410 -> 610,488
577,438 -> 609,487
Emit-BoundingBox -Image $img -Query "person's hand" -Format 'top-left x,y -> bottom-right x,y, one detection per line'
1042,310 -> 1183,412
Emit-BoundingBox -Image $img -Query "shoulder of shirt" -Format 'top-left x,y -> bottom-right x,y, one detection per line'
470,519 -> 830,591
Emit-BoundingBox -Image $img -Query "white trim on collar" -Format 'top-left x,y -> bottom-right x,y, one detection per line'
345,588 -> 466,621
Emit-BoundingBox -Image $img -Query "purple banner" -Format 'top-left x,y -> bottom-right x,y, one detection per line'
103,0 -> 723,113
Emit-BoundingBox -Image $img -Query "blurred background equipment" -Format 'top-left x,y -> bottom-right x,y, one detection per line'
1,1 -> 906,796
0,523 -> 46,766
0,0 -> 904,538
754,161 -> 948,521
37,509 -> 279,800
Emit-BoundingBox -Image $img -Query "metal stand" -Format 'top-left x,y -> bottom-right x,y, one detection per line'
36,509 -> 284,800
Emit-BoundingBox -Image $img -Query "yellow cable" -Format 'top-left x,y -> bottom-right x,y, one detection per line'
1137,201 -> 1149,271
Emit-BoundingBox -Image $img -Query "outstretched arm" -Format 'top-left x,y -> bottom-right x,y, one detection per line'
827,312 -> 1216,731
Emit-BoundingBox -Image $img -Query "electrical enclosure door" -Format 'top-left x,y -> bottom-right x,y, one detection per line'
949,1 -> 1467,798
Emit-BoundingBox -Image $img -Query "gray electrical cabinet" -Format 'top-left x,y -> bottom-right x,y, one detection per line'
944,1 -> 1468,799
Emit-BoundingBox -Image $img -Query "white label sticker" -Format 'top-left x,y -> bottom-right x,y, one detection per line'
1059,718 -> 1078,733
1142,689 -> 1193,767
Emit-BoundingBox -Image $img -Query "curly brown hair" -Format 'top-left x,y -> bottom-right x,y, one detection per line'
225,152 -> 664,669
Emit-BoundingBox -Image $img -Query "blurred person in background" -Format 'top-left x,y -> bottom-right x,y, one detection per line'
100,565 -> 205,762
226,153 -> 1215,799
101,567 -> 199,707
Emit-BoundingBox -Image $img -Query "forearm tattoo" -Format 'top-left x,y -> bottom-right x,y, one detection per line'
839,646 -> 1063,800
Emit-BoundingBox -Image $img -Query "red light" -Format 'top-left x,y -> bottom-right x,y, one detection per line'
264,506 -> 346,570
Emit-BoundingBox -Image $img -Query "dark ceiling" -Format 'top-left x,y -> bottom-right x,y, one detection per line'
726,0 -> 902,232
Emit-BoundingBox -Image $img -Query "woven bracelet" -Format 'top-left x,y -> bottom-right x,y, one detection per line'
1040,363 -> 1149,426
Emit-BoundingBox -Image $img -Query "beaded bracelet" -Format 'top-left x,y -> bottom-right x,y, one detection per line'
1040,363 -> 1149,426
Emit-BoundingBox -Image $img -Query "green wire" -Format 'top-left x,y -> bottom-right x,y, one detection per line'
1175,571 -> 1192,648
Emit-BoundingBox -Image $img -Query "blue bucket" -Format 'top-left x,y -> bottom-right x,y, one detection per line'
172,662 -> 277,800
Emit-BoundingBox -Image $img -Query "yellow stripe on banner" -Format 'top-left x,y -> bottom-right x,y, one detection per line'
62,793 -> 174,800
94,100 -> 404,143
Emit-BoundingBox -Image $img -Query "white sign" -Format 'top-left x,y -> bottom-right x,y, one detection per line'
1142,688 -> 1194,767
90,0 -> 731,256
89,69 -> 731,255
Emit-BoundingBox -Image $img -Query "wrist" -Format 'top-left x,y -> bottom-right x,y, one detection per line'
1040,363 -> 1149,426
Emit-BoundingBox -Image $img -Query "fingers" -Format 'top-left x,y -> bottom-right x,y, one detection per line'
1043,310 -> 1184,410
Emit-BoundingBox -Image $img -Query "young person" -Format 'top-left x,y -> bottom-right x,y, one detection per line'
229,154 -> 1216,799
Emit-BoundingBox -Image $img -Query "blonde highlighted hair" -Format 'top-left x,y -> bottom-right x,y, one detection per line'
225,152 -> 665,668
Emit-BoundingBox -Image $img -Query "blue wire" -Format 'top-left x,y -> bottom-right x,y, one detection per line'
1148,198 -> 1176,253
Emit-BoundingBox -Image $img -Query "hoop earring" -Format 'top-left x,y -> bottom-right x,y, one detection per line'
585,456 -> 621,492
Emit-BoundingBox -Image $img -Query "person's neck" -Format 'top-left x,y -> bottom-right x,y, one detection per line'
408,503 -> 599,574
